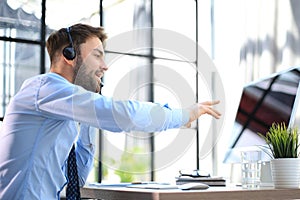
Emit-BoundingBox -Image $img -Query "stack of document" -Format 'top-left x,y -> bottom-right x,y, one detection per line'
176,176 -> 226,186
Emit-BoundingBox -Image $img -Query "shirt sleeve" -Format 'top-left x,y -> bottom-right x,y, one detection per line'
105,101 -> 190,132
75,124 -> 96,186
35,76 -> 190,133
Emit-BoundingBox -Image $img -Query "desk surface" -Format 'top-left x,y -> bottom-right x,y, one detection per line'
81,184 -> 300,200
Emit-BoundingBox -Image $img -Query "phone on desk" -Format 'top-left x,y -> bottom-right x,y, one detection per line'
179,169 -> 210,178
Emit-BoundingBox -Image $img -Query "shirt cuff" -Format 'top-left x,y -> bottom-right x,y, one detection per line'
162,103 -> 190,128
171,108 -> 190,128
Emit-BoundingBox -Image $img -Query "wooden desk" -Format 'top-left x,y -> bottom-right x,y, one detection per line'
81,185 -> 300,200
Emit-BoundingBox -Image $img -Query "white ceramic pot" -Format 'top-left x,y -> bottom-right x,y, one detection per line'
270,158 -> 300,189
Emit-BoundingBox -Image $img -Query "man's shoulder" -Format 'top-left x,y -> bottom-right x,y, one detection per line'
24,73 -> 69,85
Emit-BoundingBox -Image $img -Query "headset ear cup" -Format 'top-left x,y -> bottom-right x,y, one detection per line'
63,46 -> 76,60
63,27 -> 76,60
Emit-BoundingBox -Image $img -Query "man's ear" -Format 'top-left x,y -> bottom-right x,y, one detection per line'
63,56 -> 75,66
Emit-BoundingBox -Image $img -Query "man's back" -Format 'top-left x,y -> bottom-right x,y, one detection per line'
0,73 -> 77,199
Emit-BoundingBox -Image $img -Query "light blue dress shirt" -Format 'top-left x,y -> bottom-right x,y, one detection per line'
0,72 -> 189,200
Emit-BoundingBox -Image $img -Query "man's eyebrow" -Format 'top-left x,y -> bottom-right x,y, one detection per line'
93,48 -> 104,56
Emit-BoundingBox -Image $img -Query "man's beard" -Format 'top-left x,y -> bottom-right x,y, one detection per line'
73,56 -> 97,92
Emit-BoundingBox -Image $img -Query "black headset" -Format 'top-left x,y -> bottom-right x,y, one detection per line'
62,27 -> 76,60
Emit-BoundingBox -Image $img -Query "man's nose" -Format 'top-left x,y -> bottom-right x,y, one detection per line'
102,63 -> 108,71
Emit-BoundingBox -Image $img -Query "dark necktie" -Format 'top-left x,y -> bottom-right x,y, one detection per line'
66,145 -> 81,200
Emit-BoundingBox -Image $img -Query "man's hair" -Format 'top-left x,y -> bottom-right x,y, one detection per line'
46,23 -> 107,63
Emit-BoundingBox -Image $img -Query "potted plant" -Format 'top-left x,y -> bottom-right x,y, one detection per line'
259,122 -> 300,188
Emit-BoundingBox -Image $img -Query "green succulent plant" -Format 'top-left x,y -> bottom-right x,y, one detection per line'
259,122 -> 300,159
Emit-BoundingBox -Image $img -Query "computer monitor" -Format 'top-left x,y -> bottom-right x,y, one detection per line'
224,67 -> 300,163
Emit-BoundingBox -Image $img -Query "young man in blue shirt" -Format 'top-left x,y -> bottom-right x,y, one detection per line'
0,23 -> 221,199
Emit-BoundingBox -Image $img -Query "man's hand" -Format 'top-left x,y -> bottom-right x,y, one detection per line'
185,100 -> 221,128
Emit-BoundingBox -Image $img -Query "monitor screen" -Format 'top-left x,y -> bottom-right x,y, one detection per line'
224,67 -> 300,163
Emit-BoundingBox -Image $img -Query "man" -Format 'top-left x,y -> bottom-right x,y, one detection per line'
0,23 -> 221,199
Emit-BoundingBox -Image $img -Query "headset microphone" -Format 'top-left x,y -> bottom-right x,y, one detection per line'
99,82 -> 104,94
63,27 -> 76,60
